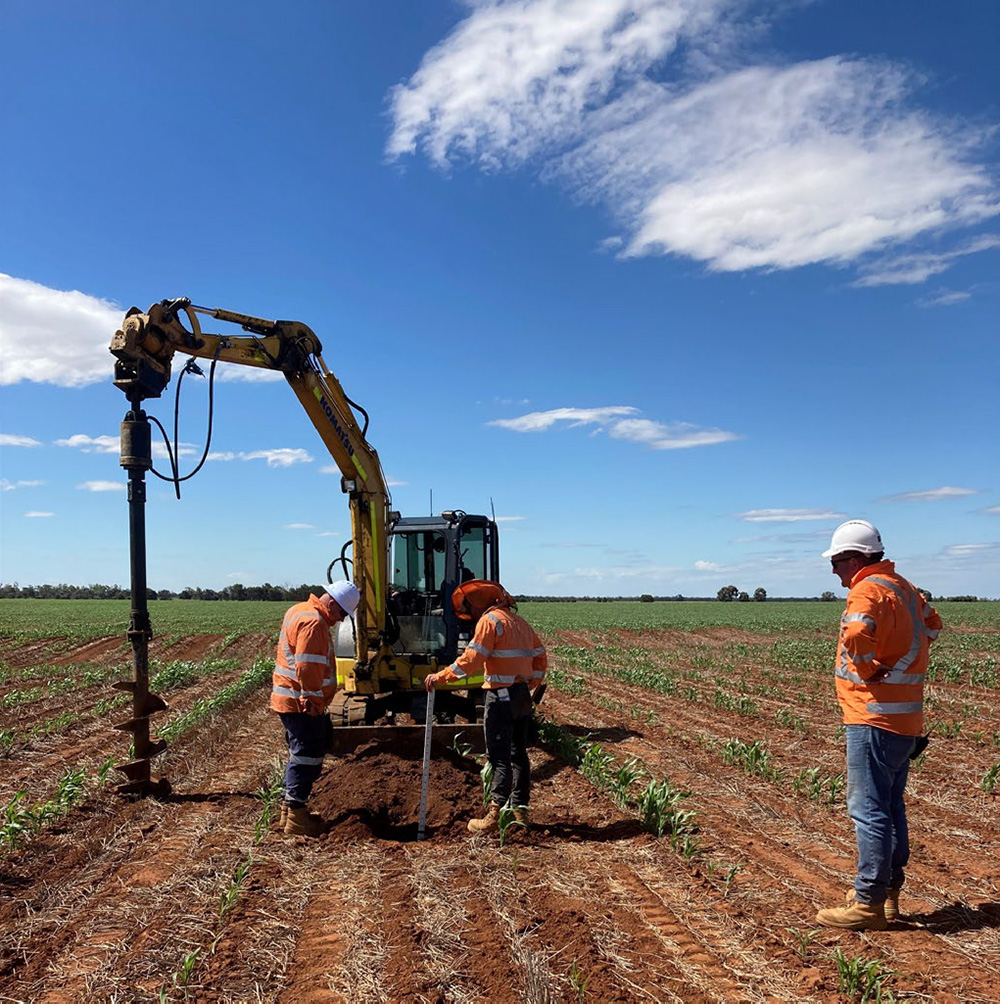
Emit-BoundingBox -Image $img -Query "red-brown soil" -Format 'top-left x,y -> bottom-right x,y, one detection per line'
0,628 -> 998,1003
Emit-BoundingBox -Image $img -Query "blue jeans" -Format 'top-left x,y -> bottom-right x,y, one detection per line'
845,724 -> 916,904
279,712 -> 332,807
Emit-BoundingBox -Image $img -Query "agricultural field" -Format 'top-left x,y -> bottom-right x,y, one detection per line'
0,598 -> 998,1002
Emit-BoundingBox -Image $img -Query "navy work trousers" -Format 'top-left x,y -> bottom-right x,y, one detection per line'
483,682 -> 532,808
278,711 -> 332,807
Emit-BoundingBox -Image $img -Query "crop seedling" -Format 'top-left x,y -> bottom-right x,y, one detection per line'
480,761 -> 494,806
497,804 -> 527,848
981,761 -> 1000,794
569,959 -> 590,1003
832,948 -> 896,1002
786,926 -> 819,960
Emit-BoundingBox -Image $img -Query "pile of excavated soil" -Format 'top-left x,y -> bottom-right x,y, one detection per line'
309,732 -> 484,842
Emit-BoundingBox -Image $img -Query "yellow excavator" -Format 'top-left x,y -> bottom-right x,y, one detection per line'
109,298 -> 496,795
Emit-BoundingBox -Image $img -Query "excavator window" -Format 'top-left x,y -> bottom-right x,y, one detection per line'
390,531 -> 447,655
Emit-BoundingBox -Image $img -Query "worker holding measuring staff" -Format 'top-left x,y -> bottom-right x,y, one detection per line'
814,520 -> 942,931
271,580 -> 360,837
425,581 -> 547,833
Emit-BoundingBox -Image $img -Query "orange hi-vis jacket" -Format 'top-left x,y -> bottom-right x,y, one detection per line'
436,607 -> 547,691
835,561 -> 942,736
270,594 -> 338,716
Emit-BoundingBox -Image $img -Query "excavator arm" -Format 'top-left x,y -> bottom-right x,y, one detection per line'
110,298 -> 391,663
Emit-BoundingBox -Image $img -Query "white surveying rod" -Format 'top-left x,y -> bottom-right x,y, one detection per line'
417,686 -> 435,841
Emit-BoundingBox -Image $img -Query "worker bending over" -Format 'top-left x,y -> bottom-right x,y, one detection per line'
425,581 -> 547,832
271,580 -> 360,837
815,520 -> 942,930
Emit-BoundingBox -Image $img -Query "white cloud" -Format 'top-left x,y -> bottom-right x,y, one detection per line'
284,523 -> 316,530
944,542 -> 1000,558
0,274 -> 122,387
916,289 -> 972,307
490,405 -> 737,450
694,559 -> 721,571
389,3 -> 998,277
0,479 -> 43,491
24,511 -> 54,518
876,486 -> 979,503
982,505 -> 1000,516
55,434 -> 120,454
0,434 -> 42,447
494,515 -> 526,522
77,481 -> 123,492
490,406 -> 637,432
736,508 -> 844,522
855,235 -> 1000,287
207,448 -> 313,468
386,477 -> 408,487
608,418 -> 738,450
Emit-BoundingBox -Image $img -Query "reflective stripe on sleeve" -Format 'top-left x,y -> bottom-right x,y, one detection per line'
485,612 -> 505,636
273,664 -> 297,682
468,641 -> 491,656
843,612 -> 876,628
294,653 -> 328,665
449,662 -> 467,679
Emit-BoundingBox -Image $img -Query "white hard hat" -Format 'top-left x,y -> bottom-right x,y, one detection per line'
822,519 -> 883,558
326,580 -> 360,615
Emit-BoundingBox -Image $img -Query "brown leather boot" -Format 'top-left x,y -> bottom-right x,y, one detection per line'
285,806 -> 326,837
512,807 -> 530,828
276,803 -> 289,830
816,897 -> 887,931
884,888 -> 901,922
467,803 -> 500,833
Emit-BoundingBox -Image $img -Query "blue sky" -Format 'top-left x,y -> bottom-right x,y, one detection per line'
1,0 -> 998,599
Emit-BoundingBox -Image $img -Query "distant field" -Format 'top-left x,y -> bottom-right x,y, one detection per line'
1,595 -> 996,639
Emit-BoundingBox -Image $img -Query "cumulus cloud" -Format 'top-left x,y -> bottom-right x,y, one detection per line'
0,434 -> 42,447
76,481 -> 123,492
694,559 -> 721,570
55,434 -> 120,454
388,1 -> 998,278
736,508 -> 844,522
491,405 -> 737,450
876,486 -> 979,503
0,274 -> 122,387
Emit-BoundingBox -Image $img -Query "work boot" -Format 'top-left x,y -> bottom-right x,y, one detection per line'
512,807 -> 530,828
844,887 -> 901,923
284,806 -> 326,837
815,897 -> 887,931
276,803 -> 289,830
467,803 -> 500,833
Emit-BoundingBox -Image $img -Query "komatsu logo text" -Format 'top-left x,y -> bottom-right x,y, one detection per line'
318,394 -> 354,457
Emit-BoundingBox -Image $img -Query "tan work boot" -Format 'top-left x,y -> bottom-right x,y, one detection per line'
467,803 -> 500,833
816,897 -> 887,931
512,807 -> 530,828
284,806 -> 326,837
844,887 -> 901,923
276,803 -> 289,830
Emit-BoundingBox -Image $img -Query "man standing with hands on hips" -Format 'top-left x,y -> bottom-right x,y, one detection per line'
815,520 -> 942,930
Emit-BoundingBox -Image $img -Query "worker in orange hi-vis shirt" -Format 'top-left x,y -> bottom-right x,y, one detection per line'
271,580 -> 359,837
814,520 -> 942,931
425,581 -> 547,834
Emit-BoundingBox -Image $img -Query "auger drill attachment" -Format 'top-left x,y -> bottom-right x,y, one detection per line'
111,387 -> 171,797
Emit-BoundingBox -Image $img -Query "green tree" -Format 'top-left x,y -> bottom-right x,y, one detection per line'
639,594 -> 654,603
717,584 -> 739,602
738,590 -> 750,602
821,590 -> 836,601
753,587 -> 767,602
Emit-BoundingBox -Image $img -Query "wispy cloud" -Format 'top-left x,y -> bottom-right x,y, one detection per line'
24,511 -> 54,518
491,406 -> 737,450
855,236 -> 1000,287
0,478 -> 43,491
284,522 -> 316,530
0,274 -> 122,387
982,505 -> 1000,516
735,508 -> 844,523
207,448 -> 313,468
76,481 -> 123,492
388,2 -> 998,278
944,542 -> 1000,558
915,289 -> 972,308
876,486 -> 979,503
494,515 -> 526,523
0,434 -> 42,448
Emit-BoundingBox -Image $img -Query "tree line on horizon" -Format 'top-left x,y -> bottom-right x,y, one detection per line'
0,583 -> 987,602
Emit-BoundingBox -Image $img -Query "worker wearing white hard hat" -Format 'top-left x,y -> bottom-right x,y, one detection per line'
269,579 -> 359,837
814,521 -> 942,931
